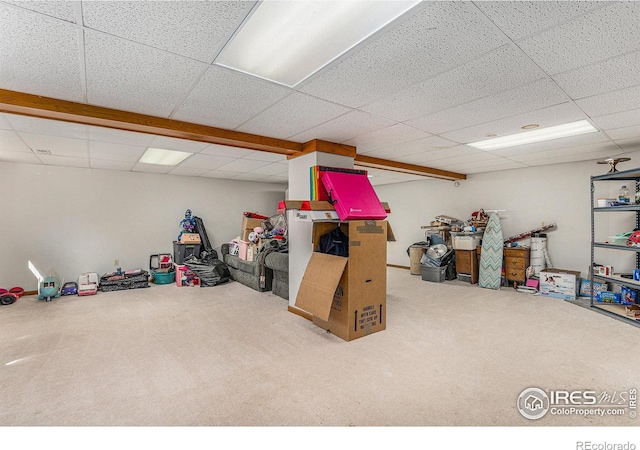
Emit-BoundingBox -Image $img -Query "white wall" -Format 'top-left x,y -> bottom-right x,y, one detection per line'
0,162 -> 286,290
376,152 -> 640,278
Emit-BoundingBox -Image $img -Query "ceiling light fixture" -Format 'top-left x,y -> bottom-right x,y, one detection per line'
468,120 -> 598,151
215,1 -> 421,87
139,148 -> 192,166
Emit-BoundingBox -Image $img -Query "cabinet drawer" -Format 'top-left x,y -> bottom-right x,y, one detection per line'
505,268 -> 526,280
506,258 -> 527,270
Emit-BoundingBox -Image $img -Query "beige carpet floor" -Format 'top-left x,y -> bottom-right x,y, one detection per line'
1,267 -> 639,428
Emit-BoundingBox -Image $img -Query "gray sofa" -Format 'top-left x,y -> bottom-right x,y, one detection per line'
221,243 -> 273,292
264,252 -> 289,300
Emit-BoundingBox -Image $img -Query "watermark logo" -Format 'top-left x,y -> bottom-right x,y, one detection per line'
517,387 -> 550,420
517,387 -> 637,420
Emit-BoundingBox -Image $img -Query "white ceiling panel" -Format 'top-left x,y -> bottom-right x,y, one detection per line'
131,163 -> 172,174
516,2 -> 640,75
82,1 -> 250,63
347,123 -> 431,154
89,141 -> 146,162
290,110 -> 396,144
474,1 -> 610,41
503,140 -> 622,163
398,145 -> 485,165
361,45 -> 545,122
240,152 -> 287,163
0,149 -> 42,164
3,0 -> 78,23
18,132 -> 88,158
172,66 -> 291,130
167,167 -> 210,177
231,173 -> 269,182
147,135 -> 209,154
84,30 -> 208,117
178,154 -> 236,170
440,102 -> 589,144
200,170 -> 241,179
616,138 -> 640,152
442,159 -> 528,174
248,163 -> 289,176
406,78 -> 569,135
258,175 -> 288,184
0,129 -> 32,153
200,144 -> 255,158
552,50 -> 640,100
88,126 -> 155,147
512,149 -> 625,167
365,135 -> 460,160
0,114 -> 11,130
605,125 -> 640,142
237,93 -> 351,140
215,159 -> 272,173
90,159 -> 135,171
300,1 -> 508,107
0,4 -> 83,102
38,154 -> 89,168
6,114 -> 89,140
574,85 -> 640,117
591,108 -> 640,132
487,131 -> 612,158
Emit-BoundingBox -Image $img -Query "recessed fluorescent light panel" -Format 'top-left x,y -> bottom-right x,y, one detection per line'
468,120 -> 598,151
215,0 -> 421,87
139,148 -> 192,166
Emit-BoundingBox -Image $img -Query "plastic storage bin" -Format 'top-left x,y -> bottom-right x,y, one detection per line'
420,264 -> 447,283
173,241 -> 202,264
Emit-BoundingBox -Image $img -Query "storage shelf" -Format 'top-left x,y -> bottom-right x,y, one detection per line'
591,167 -> 640,181
592,303 -> 640,324
593,273 -> 640,288
593,205 -> 640,212
593,242 -> 640,252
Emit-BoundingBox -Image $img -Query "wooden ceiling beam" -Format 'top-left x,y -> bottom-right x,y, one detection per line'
355,154 -> 466,181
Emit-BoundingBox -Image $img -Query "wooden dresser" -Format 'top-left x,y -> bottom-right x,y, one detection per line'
455,249 -> 479,284
503,247 -> 530,288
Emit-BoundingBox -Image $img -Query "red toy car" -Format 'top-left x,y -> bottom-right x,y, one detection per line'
627,230 -> 640,246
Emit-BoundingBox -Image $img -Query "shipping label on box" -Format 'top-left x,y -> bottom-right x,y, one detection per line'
540,268 -> 581,300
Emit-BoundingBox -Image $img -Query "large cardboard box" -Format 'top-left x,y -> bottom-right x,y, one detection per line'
540,268 -> 581,300
295,220 -> 388,341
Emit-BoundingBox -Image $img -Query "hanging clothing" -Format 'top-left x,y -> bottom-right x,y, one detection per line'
317,226 -> 349,257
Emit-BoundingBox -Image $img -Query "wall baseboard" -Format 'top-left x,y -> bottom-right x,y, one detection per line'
288,305 -> 312,321
387,264 -> 410,270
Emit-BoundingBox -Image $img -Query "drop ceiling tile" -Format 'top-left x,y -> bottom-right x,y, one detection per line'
440,102 -> 589,144
364,135 -> 459,160
591,108 -> 640,132
82,1 -> 250,63
0,149 -> 42,164
474,1 -> 609,41
90,159 -> 135,171
435,152 -> 508,168
200,170 -> 241,179
18,132 -> 88,158
504,140 -> 621,163
300,1 -> 508,107
361,45 -> 544,122
88,126 -> 155,147
147,136 -> 209,154
0,4 -> 83,102
249,163 -> 289,176
575,85 -> 640,117
178,154 -> 236,170
258,175 -> 289,184
552,50 -> 640,100
241,152 -> 287,162
0,130 -> 32,153
487,132 -> 611,158
606,125 -> 640,141
397,145 -> 483,165
6,114 -> 89,140
172,66 -> 291,130
511,149 -> 623,167
131,163 -> 172,174
616,138 -> 640,152
237,93 -> 351,140
517,2 -> 640,75
84,30 -> 208,117
0,115 -> 11,130
347,123 -> 432,154
167,167 -> 210,177
405,78 -> 570,135
200,144 -> 255,158
290,110 -> 396,143
38,154 -> 90,168
89,141 -> 146,162
443,159 -> 528,173
215,159 -> 271,173
3,1 -> 78,23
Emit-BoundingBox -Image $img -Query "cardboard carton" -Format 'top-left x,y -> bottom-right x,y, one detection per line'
295,220 -> 388,341
179,233 -> 201,244
540,268 -> 581,300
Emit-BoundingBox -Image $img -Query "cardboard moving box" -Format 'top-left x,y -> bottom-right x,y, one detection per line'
540,268 -> 581,300
295,220 -> 388,341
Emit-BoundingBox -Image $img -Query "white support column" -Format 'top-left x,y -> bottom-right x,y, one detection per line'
287,152 -> 354,307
